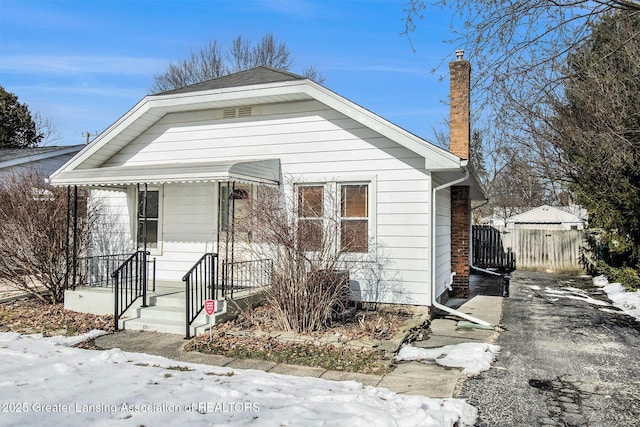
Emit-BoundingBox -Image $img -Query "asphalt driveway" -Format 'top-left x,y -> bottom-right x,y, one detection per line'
459,270 -> 640,426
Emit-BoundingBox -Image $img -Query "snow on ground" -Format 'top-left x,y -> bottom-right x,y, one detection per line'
395,343 -> 501,377
0,332 -> 477,427
592,275 -> 640,321
543,286 -> 611,307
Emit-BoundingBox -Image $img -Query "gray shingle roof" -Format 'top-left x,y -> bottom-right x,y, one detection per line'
0,145 -> 84,164
156,66 -> 307,96
0,146 -> 67,162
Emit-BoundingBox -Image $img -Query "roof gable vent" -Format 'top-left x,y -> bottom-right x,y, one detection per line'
222,106 -> 253,119
238,106 -> 252,117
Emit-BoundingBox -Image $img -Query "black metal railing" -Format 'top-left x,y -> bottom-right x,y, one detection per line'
183,253 -> 218,339
73,253 -> 156,291
220,258 -> 271,299
74,253 -> 132,289
112,250 -> 149,332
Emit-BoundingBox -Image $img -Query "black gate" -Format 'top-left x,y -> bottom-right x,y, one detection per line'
472,226 -> 516,271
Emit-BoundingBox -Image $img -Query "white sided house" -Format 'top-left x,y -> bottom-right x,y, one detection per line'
51,62 -> 485,336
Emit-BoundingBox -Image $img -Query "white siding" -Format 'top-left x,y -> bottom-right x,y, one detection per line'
434,187 -> 452,299
98,100 -> 437,305
88,188 -> 133,255
154,182 -> 218,281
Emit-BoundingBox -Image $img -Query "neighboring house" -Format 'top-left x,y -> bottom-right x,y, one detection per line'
51,61 -> 485,334
0,145 -> 84,180
506,205 -> 587,230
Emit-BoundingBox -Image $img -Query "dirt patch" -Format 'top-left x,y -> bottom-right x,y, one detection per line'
228,302 -> 414,341
185,302 -> 423,375
0,299 -> 114,336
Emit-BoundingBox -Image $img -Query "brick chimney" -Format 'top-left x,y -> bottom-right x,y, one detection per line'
449,50 -> 470,159
449,50 -> 471,298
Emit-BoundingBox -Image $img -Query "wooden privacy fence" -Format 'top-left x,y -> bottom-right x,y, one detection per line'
473,226 -> 587,272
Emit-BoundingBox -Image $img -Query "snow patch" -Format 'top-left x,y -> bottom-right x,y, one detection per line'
592,275 -> 640,321
395,343 -> 501,376
544,287 -> 610,307
47,329 -> 108,347
602,283 -> 640,321
0,332 -> 478,426
592,275 -> 609,287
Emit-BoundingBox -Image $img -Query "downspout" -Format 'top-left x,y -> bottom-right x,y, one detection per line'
431,165 -> 492,326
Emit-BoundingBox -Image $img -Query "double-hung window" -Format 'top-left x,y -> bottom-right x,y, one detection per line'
297,183 -> 370,253
340,184 -> 368,252
137,188 -> 160,250
297,185 -> 324,251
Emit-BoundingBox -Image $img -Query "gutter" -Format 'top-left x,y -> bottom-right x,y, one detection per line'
430,165 -> 492,327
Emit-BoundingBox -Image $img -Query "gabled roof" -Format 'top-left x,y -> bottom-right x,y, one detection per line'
0,145 -> 84,170
506,205 -> 585,224
50,66 -> 465,186
157,66 -> 306,95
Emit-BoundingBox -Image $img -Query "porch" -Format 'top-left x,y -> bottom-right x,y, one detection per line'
64,252 -> 270,337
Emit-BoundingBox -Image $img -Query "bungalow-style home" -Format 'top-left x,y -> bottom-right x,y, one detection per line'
0,145 -> 84,180
50,56 -> 486,335
506,205 -> 587,231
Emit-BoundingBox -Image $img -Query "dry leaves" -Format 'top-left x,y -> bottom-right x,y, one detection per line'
231,302 -> 411,341
0,299 -> 114,336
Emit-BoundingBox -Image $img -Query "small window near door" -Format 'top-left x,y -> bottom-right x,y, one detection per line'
138,189 -> 159,249
297,185 -> 324,251
220,183 -> 252,232
340,184 -> 368,252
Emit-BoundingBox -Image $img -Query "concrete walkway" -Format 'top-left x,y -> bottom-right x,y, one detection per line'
93,290 -> 503,398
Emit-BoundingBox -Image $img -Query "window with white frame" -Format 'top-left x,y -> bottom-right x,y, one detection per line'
340,184 -> 368,252
297,185 -> 324,251
296,182 -> 370,253
137,188 -> 160,249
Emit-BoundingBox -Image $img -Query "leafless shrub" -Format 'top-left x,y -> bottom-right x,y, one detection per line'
0,170 -> 94,303
237,183 -> 376,333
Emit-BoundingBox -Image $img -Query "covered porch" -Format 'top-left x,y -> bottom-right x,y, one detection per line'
56,159 -> 280,337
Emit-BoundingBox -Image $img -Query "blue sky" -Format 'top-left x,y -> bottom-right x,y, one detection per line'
0,0 -> 461,146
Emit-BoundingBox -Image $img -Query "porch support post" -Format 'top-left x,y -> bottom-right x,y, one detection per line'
215,181 -> 222,300
65,186 -> 70,290
141,183 -> 148,307
72,185 -> 79,290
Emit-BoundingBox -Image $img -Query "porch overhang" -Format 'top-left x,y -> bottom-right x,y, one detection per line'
48,158 -> 280,187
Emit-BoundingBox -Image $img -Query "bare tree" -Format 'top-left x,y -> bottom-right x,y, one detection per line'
33,112 -> 60,146
151,40 -> 225,93
402,0 -> 640,213
0,171 -> 95,303
151,33 -> 324,93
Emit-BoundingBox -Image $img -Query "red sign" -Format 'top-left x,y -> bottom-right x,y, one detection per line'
204,299 -> 216,316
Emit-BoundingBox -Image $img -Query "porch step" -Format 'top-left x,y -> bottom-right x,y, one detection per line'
121,291 -> 226,336
149,292 -> 186,308
120,289 -> 264,336
121,317 -> 186,335
136,305 -> 184,322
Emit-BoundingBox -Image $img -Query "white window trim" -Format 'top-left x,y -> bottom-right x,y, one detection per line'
135,185 -> 163,255
292,175 -> 377,259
